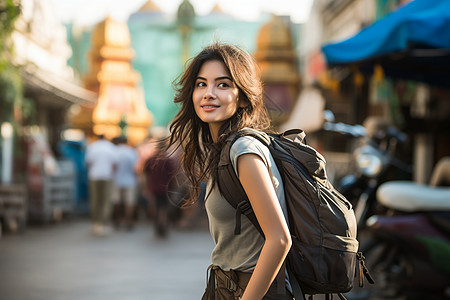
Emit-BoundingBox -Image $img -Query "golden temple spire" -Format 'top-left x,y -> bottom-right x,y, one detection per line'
71,17 -> 152,146
210,3 -> 224,14
138,0 -> 162,13
254,15 -> 301,128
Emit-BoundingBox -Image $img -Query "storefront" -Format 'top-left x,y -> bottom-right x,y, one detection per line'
0,0 -> 98,233
321,0 -> 450,183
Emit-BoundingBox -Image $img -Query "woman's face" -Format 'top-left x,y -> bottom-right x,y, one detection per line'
192,60 -> 240,139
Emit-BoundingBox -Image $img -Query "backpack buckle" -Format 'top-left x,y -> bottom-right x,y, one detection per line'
356,252 -> 364,261
237,200 -> 253,215
226,276 -> 238,292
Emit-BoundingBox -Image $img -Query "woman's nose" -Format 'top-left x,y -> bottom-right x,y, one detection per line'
204,86 -> 216,99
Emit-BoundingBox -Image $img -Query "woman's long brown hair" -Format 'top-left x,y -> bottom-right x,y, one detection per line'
167,43 -> 271,203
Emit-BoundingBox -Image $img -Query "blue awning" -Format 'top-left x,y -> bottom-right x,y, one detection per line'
321,0 -> 450,86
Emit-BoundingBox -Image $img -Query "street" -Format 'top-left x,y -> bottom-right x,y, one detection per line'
0,219 -> 214,300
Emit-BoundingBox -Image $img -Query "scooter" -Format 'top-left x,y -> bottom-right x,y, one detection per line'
346,179 -> 450,300
323,112 -> 412,230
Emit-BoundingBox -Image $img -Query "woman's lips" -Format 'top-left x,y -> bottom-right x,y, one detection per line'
201,105 -> 219,112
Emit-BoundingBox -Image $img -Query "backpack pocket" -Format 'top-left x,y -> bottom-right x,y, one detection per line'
320,235 -> 358,293
288,236 -> 358,294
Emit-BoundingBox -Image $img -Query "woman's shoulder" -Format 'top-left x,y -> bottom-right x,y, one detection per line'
230,134 -> 270,167
232,128 -> 269,149
233,135 -> 266,150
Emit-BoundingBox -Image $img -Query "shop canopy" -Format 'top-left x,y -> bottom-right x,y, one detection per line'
321,0 -> 450,87
22,66 -> 97,108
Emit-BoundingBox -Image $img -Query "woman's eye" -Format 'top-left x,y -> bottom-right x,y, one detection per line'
218,82 -> 229,88
196,82 -> 206,87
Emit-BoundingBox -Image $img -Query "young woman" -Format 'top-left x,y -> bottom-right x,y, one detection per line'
166,43 -> 293,300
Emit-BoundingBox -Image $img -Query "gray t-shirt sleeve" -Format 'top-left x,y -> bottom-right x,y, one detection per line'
230,136 -> 283,194
230,136 -> 270,176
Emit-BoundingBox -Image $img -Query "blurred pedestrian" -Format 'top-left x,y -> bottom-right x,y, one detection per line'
112,136 -> 139,230
85,134 -> 118,236
164,43 -> 292,299
134,135 -> 158,220
143,140 -> 177,237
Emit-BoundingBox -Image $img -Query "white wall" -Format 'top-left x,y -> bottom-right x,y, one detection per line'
12,0 -> 74,79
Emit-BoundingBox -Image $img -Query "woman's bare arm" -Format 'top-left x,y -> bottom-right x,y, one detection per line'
237,153 -> 292,300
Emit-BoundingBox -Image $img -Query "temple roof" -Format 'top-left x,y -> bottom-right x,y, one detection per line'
257,15 -> 293,51
254,15 -> 300,84
138,0 -> 162,13
92,16 -> 132,49
210,3 -> 223,14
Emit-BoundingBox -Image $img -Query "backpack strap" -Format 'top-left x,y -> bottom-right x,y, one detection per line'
337,293 -> 348,300
217,129 -> 270,236
286,262 -> 306,300
357,252 -> 375,286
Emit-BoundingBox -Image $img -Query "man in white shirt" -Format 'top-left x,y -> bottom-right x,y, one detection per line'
85,134 -> 118,236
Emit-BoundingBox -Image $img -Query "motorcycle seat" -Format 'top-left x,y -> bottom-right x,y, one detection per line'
377,181 -> 450,212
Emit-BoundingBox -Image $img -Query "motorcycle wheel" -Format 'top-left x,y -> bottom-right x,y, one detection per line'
345,238 -> 412,300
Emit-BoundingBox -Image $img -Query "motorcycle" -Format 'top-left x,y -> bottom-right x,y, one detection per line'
323,112 -> 412,230
345,178 -> 450,300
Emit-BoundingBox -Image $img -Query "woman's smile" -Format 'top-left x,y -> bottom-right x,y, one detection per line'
201,104 -> 220,111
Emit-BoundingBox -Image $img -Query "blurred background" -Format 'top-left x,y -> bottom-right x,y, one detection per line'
0,0 -> 449,299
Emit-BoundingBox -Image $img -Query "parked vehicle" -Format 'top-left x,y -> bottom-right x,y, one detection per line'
345,177 -> 450,300
323,112 -> 412,230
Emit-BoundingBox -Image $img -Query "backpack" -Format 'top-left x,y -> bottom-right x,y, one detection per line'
217,128 -> 373,299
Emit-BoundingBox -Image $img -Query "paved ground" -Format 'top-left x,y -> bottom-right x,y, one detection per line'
0,219 -> 214,300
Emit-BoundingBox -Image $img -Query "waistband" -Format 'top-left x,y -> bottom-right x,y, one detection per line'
205,265 -> 252,300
